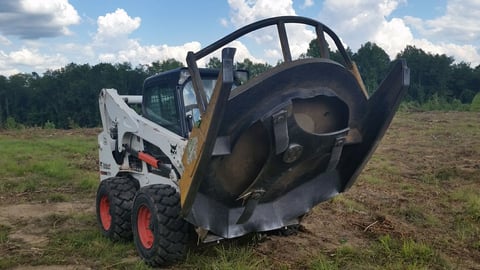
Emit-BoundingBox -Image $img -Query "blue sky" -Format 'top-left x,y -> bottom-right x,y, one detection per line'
0,0 -> 478,76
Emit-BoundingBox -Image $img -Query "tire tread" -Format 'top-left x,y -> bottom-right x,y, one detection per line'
133,184 -> 190,266
96,177 -> 137,240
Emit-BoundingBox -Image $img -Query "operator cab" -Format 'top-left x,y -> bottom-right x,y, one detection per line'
142,67 -> 248,138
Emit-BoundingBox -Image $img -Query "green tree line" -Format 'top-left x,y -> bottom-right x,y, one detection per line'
0,42 -> 479,129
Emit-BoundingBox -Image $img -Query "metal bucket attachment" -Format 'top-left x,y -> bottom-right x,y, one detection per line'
180,16 -> 409,240
184,58 -> 408,239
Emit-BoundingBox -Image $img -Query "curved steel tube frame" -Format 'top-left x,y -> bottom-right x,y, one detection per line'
185,16 -> 359,114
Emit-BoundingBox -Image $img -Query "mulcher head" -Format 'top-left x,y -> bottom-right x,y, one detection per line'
180,16 -> 409,239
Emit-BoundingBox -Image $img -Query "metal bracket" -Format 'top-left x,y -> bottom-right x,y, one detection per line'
327,136 -> 346,171
236,189 -> 265,224
272,109 -> 289,154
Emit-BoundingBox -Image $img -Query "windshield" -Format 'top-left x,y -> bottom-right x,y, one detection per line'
183,77 -> 217,124
182,72 -> 246,125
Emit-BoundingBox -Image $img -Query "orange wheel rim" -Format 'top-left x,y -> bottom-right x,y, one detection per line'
137,205 -> 154,249
99,195 -> 111,230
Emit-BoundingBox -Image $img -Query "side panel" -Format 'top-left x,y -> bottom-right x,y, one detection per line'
98,130 -> 120,180
97,89 -> 187,188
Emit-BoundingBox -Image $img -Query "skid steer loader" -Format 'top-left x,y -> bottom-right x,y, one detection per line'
96,16 -> 409,266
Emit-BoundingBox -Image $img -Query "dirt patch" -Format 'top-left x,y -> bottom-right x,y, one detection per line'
252,112 -> 480,268
0,202 -> 94,247
253,199 -> 416,267
0,202 -> 93,224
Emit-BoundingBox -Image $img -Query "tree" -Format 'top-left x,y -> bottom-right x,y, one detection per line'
352,42 -> 390,94
331,48 -> 354,66
4,40 -> 479,129
471,92 -> 480,111
396,45 -> 453,103
0,75 -> 7,125
5,73 -> 33,124
470,64 -> 480,103
206,57 -> 271,78
448,62 -> 476,103
304,39 -> 353,66
305,39 -> 322,58
235,58 -> 272,78
147,59 -> 184,75
206,57 -> 221,69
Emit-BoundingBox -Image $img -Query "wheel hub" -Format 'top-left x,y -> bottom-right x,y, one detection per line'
137,205 -> 154,249
99,195 -> 111,230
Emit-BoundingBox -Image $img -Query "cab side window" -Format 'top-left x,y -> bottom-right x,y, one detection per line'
144,83 -> 181,135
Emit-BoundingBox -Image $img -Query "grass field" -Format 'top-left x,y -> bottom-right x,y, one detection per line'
0,111 -> 479,269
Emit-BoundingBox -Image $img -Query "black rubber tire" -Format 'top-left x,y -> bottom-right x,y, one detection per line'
132,184 -> 190,266
95,177 -> 138,241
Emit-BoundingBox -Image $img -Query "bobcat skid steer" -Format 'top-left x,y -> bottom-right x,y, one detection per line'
96,16 -> 409,266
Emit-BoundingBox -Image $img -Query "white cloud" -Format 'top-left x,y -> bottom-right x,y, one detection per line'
317,0 -> 480,66
0,35 -> 11,46
223,40 -> 265,63
373,18 -> 413,57
3,0 -> 479,77
398,0 -> 480,65
233,0 -> 479,66
0,51 -> 20,76
0,3 -> 280,75
98,40 -> 202,66
0,47 -> 68,76
301,0 -> 314,9
10,48 -> 49,66
97,53 -> 117,63
0,0 -> 80,39
285,24 -> 316,59
92,8 -> 262,68
21,0 -> 80,35
98,39 -> 264,69
92,9 -> 197,66
228,0 -> 480,66
220,18 -> 229,27
442,44 -> 480,65
0,1 -> 76,74
94,8 -> 141,42
409,40 -> 480,66
58,43 -> 96,61
265,48 -> 282,59
405,0 -> 480,44
319,0 -> 403,51
228,0 -> 296,27
227,0 -> 315,62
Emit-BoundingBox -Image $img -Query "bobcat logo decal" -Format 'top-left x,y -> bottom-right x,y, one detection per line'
170,144 -> 177,155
